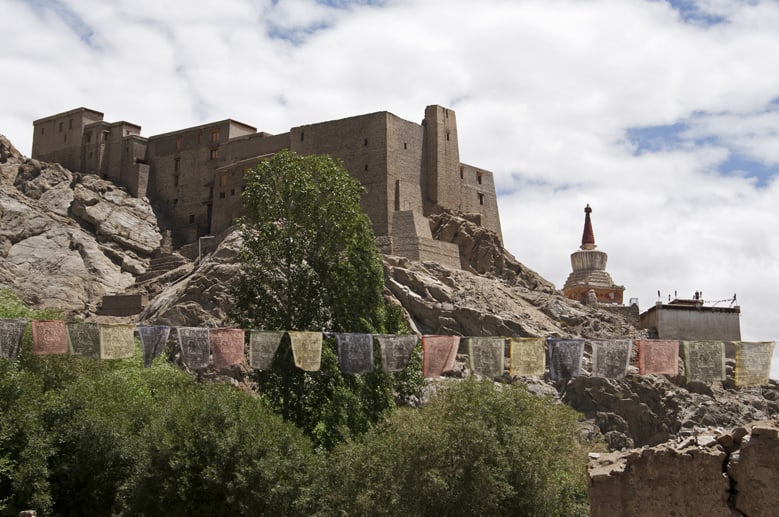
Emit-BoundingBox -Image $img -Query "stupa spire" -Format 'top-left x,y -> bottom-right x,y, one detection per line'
581,204 -> 596,250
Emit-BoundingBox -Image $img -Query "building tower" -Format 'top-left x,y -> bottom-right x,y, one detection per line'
562,204 -> 624,304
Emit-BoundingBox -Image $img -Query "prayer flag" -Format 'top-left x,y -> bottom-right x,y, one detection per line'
67,322 -> 100,358
509,337 -> 546,377
734,341 -> 775,386
547,338 -> 584,380
210,328 -> 245,370
637,339 -> 679,376
682,340 -> 725,383
336,333 -> 374,375
31,320 -> 68,355
422,335 -> 459,378
99,323 -> 135,359
377,334 -> 417,372
0,318 -> 27,359
177,327 -> 211,369
466,337 -> 504,378
137,325 -> 171,368
249,330 -> 284,370
591,339 -> 632,379
289,331 -> 322,372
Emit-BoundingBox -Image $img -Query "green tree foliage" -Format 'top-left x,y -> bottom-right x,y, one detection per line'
230,150 -> 424,449
231,149 -> 387,333
317,379 -> 591,517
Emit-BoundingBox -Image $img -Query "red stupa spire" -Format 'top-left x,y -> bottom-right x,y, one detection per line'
581,204 -> 596,250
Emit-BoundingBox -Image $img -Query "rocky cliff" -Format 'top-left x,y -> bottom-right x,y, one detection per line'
2,133 -> 778,457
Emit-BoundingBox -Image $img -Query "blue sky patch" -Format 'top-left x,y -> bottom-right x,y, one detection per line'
23,0 -> 98,48
719,152 -> 777,188
665,0 -> 728,26
627,118 -> 778,187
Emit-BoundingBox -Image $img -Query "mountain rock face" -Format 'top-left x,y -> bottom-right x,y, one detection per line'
588,420 -> 779,516
2,133 -> 778,463
0,134 -> 161,313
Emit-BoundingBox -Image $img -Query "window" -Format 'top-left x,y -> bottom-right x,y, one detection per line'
173,175 -> 179,187
176,136 -> 182,151
219,172 -> 228,187
86,131 -> 92,143
174,158 -> 180,172
364,138 -> 368,146
219,192 -> 226,199
40,127 -> 45,135
460,167 -> 464,179
300,132 -> 304,141
211,128 -> 220,143
446,131 -> 450,141
477,172 -> 483,185
231,188 -> 235,196
189,215 -> 195,224
404,142 -> 407,150
69,119 -> 73,130
210,148 -> 220,160
364,164 -> 368,171
478,193 -> 484,205
103,131 -> 109,142
173,199 -> 178,205
64,134 -> 67,143
59,122 -> 63,132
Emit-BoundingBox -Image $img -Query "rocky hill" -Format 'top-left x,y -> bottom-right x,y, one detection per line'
2,133 -> 778,456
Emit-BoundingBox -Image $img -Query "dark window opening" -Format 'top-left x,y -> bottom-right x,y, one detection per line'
446,131 -> 450,141
41,127 -> 45,135
460,167 -> 464,179
173,175 -> 179,187
86,131 -> 91,143
219,192 -> 226,199
364,138 -> 368,146
64,134 -> 67,143
59,122 -> 63,132
477,173 -> 483,184
404,142 -> 407,149
174,158 -> 180,171
69,119 -> 73,130
189,215 -> 195,224
478,193 -> 484,205
364,164 -> 368,171
300,132 -> 305,141
174,199 -> 178,205
231,188 -> 235,196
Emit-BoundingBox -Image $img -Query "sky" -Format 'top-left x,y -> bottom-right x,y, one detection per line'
2,0 -> 778,373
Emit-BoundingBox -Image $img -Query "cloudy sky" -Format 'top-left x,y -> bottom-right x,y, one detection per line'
2,0 -> 778,371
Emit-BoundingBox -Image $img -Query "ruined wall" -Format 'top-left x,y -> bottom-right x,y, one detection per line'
588,421 -> 779,517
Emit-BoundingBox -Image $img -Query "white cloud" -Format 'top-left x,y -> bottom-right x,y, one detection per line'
2,0 -> 778,370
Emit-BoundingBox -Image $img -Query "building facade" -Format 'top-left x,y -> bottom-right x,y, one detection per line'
639,298 -> 741,341
32,105 -> 502,269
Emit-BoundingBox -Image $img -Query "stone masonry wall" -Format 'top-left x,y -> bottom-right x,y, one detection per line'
588,420 -> 779,516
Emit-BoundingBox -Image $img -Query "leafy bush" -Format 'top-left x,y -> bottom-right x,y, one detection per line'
316,379 -> 591,516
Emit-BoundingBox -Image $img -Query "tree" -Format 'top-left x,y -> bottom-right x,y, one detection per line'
230,150 -> 423,449
231,149 -> 386,333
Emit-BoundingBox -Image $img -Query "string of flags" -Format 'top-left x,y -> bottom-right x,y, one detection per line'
0,319 -> 775,387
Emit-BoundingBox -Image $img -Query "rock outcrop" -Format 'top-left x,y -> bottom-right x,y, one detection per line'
0,134 -> 161,313
588,420 -> 779,516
